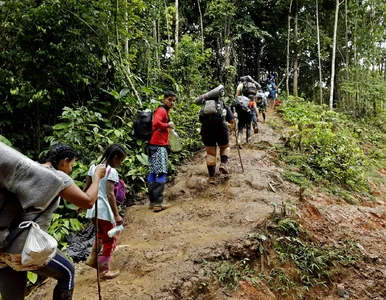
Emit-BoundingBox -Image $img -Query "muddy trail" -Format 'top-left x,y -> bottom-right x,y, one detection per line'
28,109 -> 386,300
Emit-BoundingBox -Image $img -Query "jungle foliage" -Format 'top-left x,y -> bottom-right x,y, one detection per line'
277,95 -> 386,201
1,0 -> 386,246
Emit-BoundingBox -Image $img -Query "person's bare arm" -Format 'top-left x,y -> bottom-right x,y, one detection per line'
59,164 -> 106,209
254,103 -> 259,115
83,176 -> 92,192
107,181 -> 123,225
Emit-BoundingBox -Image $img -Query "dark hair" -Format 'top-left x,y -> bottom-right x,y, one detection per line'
43,144 -> 78,170
163,91 -> 176,99
99,143 -> 127,165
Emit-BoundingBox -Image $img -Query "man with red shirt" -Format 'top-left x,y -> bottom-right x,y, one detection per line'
147,91 -> 176,212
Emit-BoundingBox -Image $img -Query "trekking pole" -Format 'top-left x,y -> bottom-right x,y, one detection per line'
232,108 -> 245,173
95,165 -> 103,300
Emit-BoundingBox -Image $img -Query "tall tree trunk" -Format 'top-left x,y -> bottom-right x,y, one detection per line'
286,0 -> 294,96
344,0 -> 349,79
153,20 -> 159,65
256,42 -> 262,83
329,0 -> 340,110
125,1 -> 128,55
353,10 -> 359,115
197,0 -> 204,53
344,0 -> 351,110
175,0 -> 179,55
316,0 -> 323,105
293,0 -> 299,97
164,1 -> 171,45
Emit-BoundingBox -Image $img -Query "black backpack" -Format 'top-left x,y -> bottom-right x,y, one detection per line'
242,81 -> 257,96
132,110 -> 154,141
198,99 -> 226,123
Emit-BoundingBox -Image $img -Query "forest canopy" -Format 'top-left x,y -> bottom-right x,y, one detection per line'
1,0 -> 386,189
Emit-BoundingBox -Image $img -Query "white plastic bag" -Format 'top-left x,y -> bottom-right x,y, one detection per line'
19,221 -> 57,267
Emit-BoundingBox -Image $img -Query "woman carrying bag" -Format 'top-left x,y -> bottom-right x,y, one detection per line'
0,143 -> 106,300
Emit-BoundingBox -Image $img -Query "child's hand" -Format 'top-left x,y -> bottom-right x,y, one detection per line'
115,215 -> 123,226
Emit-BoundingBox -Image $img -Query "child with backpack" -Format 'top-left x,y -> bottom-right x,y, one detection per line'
83,143 -> 127,279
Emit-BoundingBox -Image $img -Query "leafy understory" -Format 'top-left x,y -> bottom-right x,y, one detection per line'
277,96 -> 386,202
203,202 -> 362,299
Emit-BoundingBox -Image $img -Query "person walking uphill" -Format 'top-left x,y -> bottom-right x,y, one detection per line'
195,85 -> 235,184
84,143 -> 127,280
147,91 -> 177,212
0,143 -> 106,300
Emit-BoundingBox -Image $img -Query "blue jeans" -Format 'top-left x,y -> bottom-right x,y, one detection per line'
0,250 -> 74,300
251,111 -> 258,128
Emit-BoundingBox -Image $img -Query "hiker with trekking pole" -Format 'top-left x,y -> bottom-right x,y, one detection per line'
195,85 -> 235,184
232,108 -> 245,173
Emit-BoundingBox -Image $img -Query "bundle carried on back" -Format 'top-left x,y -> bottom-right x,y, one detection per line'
0,142 -> 63,248
195,85 -> 227,124
0,142 -> 63,210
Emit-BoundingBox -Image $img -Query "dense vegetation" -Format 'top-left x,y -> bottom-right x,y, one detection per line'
1,0 -> 386,257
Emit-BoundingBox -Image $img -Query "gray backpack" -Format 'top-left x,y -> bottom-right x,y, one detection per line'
199,99 -> 226,123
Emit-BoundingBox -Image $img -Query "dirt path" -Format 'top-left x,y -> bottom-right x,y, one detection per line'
28,109 -> 301,300
27,108 -> 386,299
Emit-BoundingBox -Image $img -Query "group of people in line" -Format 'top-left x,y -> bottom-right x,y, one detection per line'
193,75 -> 277,184
0,76 -> 277,300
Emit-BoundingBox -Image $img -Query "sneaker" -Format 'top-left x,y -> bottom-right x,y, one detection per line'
208,177 -> 216,184
219,163 -> 229,175
153,204 -> 170,212
254,127 -> 259,134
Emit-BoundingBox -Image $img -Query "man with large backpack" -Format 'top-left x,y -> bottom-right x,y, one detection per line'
195,85 -> 235,184
235,75 -> 261,98
233,75 -> 261,146
231,95 -> 255,147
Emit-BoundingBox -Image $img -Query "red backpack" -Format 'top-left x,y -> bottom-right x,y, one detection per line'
107,168 -> 126,205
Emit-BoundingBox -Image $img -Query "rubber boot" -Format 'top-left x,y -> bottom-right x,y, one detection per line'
85,239 -> 101,269
98,256 -> 120,279
148,182 -> 159,208
149,182 -> 168,212
53,288 -> 74,300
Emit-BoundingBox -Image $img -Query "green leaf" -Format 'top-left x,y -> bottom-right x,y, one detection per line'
27,272 -> 38,284
53,123 -> 69,130
0,135 -> 12,146
119,88 -> 131,97
136,153 -> 148,165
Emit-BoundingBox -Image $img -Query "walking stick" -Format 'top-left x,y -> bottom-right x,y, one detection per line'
232,108 -> 245,173
95,165 -> 103,300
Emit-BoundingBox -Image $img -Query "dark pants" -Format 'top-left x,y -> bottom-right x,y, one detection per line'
0,250 -> 74,300
237,112 -> 252,141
